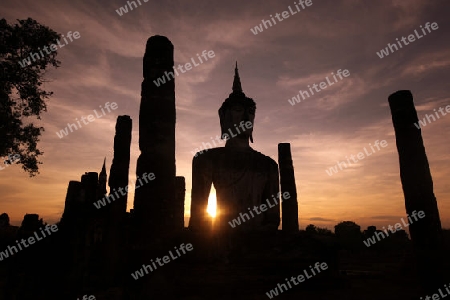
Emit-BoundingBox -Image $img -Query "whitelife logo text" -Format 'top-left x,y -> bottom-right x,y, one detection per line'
376,22 -> 439,59
18,31 -> 80,68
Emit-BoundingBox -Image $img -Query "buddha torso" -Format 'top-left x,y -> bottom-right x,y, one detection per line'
191,146 -> 280,231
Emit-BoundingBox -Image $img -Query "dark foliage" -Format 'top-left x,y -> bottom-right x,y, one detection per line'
0,18 -> 60,176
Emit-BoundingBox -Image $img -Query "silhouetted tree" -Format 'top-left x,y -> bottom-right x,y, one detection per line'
0,213 -> 17,243
334,221 -> 361,235
0,18 -> 60,176
305,224 -> 333,236
362,225 -> 376,238
392,229 -> 409,240
316,227 -> 333,236
18,213 -> 44,237
334,221 -> 363,251
305,224 -> 317,234
0,212 -> 9,228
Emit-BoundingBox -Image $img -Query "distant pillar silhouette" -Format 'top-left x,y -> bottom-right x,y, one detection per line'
81,172 -> 99,223
108,115 -> 132,221
175,176 -> 186,229
61,181 -> 84,252
388,90 -> 444,293
133,36 -> 176,240
278,143 -> 299,232
104,115 -> 132,284
62,181 -> 83,222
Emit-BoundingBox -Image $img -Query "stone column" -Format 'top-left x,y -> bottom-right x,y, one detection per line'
104,115 -> 132,284
133,36 -> 176,239
81,172 -> 99,211
60,180 -> 84,269
388,90 -> 444,293
278,143 -> 299,232
61,181 -> 83,223
175,176 -> 186,229
108,115 -> 132,221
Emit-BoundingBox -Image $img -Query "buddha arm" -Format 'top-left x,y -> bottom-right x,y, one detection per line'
189,153 -> 213,231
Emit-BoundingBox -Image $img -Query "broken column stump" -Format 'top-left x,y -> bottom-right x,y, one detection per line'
278,143 -> 299,233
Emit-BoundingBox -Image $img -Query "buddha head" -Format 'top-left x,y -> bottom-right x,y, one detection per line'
218,64 -> 256,143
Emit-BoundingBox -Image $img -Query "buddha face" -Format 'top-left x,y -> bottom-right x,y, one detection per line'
220,103 -> 255,141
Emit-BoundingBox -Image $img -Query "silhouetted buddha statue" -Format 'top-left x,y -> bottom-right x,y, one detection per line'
189,64 -> 280,233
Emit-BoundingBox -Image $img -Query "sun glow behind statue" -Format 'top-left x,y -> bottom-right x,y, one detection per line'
207,187 -> 217,218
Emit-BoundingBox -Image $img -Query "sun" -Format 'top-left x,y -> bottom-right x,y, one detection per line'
207,187 -> 217,218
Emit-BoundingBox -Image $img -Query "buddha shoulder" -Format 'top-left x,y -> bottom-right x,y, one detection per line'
192,147 -> 224,162
250,149 -> 278,168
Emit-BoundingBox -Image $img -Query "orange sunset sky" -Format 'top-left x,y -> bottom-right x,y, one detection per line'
1,0 -> 449,231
